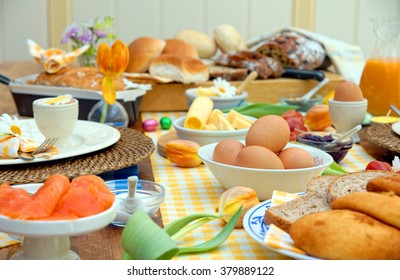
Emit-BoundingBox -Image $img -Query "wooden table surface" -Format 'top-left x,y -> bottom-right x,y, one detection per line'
0,60 -> 392,260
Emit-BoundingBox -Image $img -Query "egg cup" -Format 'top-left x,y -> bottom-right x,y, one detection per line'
328,98 -> 367,143
33,97 -> 79,148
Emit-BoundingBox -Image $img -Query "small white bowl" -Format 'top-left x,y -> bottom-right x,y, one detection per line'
198,142 -> 333,200
173,115 -> 255,146
185,88 -> 248,110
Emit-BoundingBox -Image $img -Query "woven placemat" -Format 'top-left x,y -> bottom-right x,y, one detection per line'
365,123 -> 400,153
0,127 -> 155,185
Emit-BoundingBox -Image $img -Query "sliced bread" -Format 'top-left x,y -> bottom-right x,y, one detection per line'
305,175 -> 338,197
326,170 -> 393,204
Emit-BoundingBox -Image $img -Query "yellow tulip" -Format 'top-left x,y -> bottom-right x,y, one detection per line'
164,139 -> 202,167
96,39 -> 129,104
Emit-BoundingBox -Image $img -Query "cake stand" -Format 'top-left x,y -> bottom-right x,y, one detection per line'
0,183 -> 116,260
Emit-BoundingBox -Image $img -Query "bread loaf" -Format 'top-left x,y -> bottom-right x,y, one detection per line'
175,30 -> 217,58
290,209 -> 400,260
32,67 -> 125,91
149,54 -> 209,84
208,65 -> 248,81
215,50 -> 284,79
253,31 -> 326,70
213,24 -> 247,54
162,38 -> 199,59
331,191 -> 400,230
326,170 -> 393,203
366,174 -> 400,195
126,37 -> 166,73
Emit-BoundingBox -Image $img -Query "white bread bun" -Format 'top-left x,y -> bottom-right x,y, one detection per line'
126,37 -> 166,73
214,24 -> 247,53
162,38 -> 199,59
149,54 -> 209,84
175,30 -> 217,58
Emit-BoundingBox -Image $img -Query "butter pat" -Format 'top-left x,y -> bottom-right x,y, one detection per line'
371,116 -> 400,124
184,96 -> 214,130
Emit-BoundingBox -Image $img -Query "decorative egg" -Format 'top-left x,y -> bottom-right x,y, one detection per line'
142,119 -> 158,132
160,117 -> 172,130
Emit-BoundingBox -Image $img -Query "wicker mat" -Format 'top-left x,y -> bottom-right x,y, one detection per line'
365,123 -> 400,154
0,127 -> 155,185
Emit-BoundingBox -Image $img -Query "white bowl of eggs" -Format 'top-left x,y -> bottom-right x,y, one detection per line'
197,115 -> 334,200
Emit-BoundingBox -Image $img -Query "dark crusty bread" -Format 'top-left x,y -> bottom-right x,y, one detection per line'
331,191 -> 400,230
290,209 -> 400,260
253,31 -> 326,70
208,65 -> 248,81
366,174 -> 400,196
327,170 -> 393,203
264,192 -> 331,233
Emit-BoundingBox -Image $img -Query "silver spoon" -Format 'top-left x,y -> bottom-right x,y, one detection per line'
324,124 -> 362,148
390,104 -> 400,116
296,78 -> 329,104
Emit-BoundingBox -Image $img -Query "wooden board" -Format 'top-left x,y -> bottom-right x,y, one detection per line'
140,72 -> 344,112
157,131 -> 177,158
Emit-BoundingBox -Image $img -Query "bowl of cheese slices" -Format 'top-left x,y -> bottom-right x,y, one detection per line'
174,96 -> 255,146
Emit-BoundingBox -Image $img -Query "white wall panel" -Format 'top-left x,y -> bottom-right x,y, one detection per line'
71,0 -> 115,26
1,0 -> 48,61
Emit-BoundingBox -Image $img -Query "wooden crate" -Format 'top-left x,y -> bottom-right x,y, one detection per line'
140,72 -> 344,112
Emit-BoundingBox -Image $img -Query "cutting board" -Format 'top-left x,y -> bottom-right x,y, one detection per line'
157,131 -> 178,158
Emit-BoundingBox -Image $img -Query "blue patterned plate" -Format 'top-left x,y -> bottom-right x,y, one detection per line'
243,198 -> 320,260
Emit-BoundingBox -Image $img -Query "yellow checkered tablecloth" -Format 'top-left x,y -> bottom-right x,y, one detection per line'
141,112 -> 375,260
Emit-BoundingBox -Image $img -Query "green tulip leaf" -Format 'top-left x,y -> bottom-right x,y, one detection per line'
322,161 -> 348,175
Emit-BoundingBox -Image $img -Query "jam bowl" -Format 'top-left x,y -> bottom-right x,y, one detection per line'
296,132 -> 353,163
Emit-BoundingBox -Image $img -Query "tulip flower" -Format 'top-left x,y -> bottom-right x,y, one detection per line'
96,39 -> 129,105
164,139 -> 202,167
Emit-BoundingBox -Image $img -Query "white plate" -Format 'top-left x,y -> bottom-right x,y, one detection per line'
392,122 -> 400,136
0,119 -> 120,165
243,199 -> 320,260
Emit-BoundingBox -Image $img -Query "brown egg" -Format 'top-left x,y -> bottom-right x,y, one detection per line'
245,115 -> 290,153
235,145 -> 284,169
333,81 -> 364,101
213,139 -> 245,165
278,147 -> 315,169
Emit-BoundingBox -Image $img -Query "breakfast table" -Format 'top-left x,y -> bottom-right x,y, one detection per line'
0,61 -> 394,260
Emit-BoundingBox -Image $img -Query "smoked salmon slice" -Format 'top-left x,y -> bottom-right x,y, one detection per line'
17,174 -> 70,220
0,182 -> 32,218
52,175 -> 115,219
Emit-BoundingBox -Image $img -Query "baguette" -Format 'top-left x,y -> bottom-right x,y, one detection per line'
326,170 -> 392,203
366,174 -> 400,196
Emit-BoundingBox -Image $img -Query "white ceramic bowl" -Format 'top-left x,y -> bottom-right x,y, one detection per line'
198,142 -> 333,200
173,115 -> 255,146
185,88 -> 248,110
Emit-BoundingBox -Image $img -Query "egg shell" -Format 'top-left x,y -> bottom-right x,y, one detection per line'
333,81 -> 364,101
212,139 -> 245,166
245,115 -> 290,153
235,145 -> 284,169
278,147 -> 315,169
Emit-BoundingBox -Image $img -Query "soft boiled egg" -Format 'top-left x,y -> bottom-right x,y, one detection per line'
333,81 -> 364,101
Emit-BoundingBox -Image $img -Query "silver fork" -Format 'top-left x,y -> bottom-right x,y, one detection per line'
18,138 -> 58,160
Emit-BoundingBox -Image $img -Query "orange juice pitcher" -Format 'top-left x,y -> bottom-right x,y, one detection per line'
360,18 -> 400,116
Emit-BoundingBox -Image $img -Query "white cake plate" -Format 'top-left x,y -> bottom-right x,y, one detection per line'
0,183 -> 116,260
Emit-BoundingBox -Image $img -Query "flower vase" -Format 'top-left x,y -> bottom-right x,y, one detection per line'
88,100 -> 129,127
79,54 -> 97,67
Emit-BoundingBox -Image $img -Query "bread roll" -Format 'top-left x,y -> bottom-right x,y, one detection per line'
149,54 -> 209,84
290,209 -> 400,260
175,30 -> 217,58
126,37 -> 166,73
367,174 -> 400,196
213,24 -> 247,53
331,191 -> 400,230
162,38 -> 199,59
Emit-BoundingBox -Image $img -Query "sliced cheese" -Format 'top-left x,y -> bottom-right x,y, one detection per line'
203,123 -> 218,130
184,96 -> 214,130
206,109 -> 224,127
230,115 -> 253,129
226,109 -> 251,123
216,114 -> 235,131
197,87 -> 217,96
